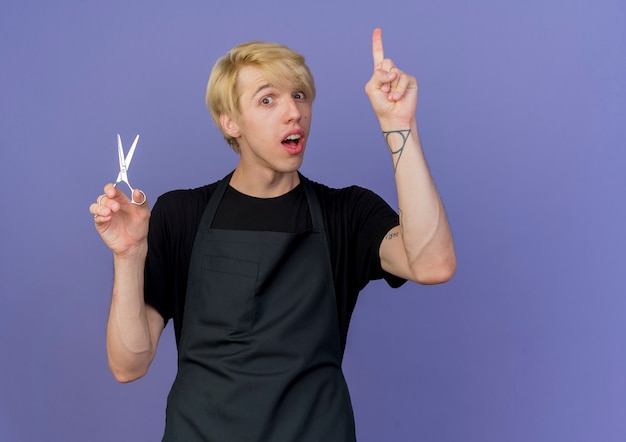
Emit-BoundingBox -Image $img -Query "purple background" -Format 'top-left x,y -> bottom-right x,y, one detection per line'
1,1 -> 625,441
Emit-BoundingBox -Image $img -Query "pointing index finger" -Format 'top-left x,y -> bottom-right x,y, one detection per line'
372,27 -> 384,68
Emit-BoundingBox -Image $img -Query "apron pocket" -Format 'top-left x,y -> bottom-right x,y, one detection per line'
197,254 -> 259,333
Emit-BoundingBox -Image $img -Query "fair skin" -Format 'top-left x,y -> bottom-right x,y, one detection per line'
366,28 -> 456,283
219,66 -> 312,197
89,28 -> 455,382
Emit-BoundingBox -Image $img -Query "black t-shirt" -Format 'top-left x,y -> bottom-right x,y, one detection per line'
144,175 -> 405,352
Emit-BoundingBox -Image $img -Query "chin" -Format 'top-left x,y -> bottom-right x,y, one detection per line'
279,153 -> 305,172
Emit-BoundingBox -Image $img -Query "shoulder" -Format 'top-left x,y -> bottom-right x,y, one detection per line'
304,177 -> 398,241
305,178 -> 391,217
148,181 -> 221,237
306,178 -> 381,205
153,182 -> 219,214
156,182 -> 218,206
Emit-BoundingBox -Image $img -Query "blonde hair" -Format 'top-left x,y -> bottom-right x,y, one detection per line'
206,41 -> 316,152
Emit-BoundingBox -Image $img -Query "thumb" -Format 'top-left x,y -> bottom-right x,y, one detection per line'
132,188 -> 148,206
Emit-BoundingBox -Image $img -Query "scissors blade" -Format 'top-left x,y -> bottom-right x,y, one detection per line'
117,134 -> 125,170
124,135 -> 140,168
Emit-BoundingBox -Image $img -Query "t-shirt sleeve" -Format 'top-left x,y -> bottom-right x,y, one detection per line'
350,186 -> 407,289
143,184 -> 216,343
144,188 -> 206,326
144,196 -> 175,324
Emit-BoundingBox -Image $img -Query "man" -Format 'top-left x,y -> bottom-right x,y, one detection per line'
90,28 -> 455,441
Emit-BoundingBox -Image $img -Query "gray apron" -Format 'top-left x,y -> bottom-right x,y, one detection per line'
163,174 -> 356,441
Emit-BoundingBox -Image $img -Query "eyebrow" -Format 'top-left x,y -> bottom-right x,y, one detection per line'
252,83 -> 273,99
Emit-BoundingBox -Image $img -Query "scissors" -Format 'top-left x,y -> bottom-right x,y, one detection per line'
114,133 -> 146,205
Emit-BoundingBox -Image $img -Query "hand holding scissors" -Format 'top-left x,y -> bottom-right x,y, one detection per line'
90,134 -> 150,256
114,134 -> 147,205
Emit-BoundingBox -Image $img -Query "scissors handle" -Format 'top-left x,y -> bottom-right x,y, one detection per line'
113,181 -> 147,205
131,189 -> 147,206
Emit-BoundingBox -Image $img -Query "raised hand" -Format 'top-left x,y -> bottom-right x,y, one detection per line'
90,184 -> 150,257
364,28 -> 418,127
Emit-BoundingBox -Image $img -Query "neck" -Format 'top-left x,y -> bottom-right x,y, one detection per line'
229,166 -> 300,198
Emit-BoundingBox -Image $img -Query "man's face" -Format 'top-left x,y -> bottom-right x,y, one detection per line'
225,66 -> 312,175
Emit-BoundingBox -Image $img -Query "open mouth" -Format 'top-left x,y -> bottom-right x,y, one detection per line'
282,133 -> 302,147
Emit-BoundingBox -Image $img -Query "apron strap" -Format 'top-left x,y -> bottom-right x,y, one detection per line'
299,173 -> 324,232
197,171 -> 233,230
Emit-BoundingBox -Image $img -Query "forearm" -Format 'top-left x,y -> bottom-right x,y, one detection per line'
106,243 -> 156,382
383,119 -> 456,282
364,28 -> 455,283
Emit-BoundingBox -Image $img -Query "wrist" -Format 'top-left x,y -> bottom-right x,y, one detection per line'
378,117 -> 415,132
113,241 -> 148,262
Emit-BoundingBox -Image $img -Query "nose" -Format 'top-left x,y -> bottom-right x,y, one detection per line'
283,96 -> 301,123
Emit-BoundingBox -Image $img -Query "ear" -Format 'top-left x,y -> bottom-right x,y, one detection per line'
220,114 -> 240,139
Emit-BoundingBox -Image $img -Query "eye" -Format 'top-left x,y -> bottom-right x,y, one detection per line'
260,96 -> 274,105
293,91 -> 306,100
